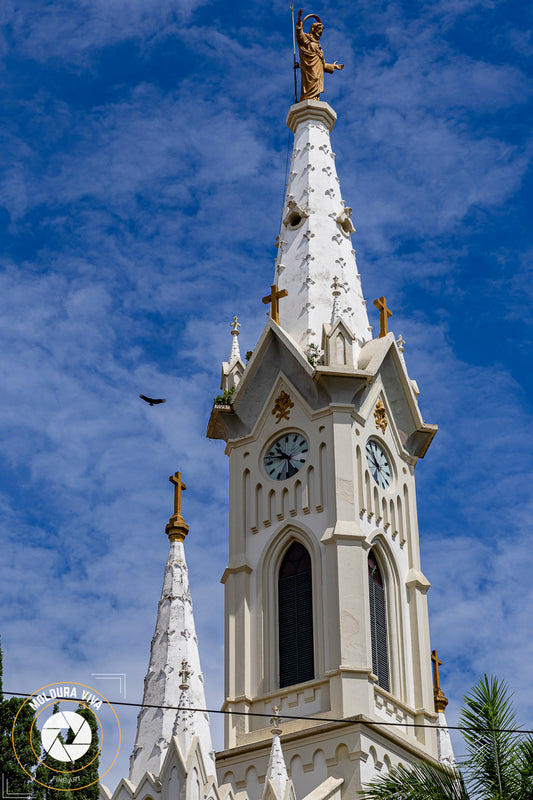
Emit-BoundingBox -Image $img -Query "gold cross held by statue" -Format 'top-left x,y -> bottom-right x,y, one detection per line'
431,649 -> 442,691
169,472 -> 187,517
373,296 -> 393,338
262,284 -> 288,325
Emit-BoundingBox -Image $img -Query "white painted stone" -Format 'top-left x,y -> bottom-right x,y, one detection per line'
263,736 -> 290,800
436,711 -> 456,769
129,538 -> 216,787
274,101 -> 370,354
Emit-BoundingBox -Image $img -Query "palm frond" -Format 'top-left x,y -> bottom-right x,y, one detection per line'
361,759 -> 468,800
459,675 -> 519,799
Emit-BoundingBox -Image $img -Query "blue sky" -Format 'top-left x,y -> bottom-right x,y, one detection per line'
0,0 -> 532,789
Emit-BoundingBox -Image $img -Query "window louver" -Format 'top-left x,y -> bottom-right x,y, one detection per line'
368,551 -> 390,692
279,542 -> 314,687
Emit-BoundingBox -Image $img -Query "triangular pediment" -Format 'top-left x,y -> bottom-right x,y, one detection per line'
355,334 -> 436,458
207,321 -> 330,441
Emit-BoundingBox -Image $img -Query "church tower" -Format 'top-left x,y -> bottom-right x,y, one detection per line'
207,96 -> 447,798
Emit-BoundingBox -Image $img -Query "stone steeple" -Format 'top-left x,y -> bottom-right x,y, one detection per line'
129,474 -> 216,786
263,735 -> 290,800
274,100 -> 372,353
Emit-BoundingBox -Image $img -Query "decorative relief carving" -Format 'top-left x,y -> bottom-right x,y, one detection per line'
374,399 -> 388,433
272,390 -> 294,424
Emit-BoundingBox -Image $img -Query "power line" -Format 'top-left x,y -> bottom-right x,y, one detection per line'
3,692 -> 533,735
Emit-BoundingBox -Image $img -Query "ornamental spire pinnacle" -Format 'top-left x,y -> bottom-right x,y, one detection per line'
229,315 -> 241,363
274,100 -> 371,354
165,471 -> 189,541
129,475 -> 216,786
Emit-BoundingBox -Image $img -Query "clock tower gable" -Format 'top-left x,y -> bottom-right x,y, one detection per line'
208,320 -> 331,443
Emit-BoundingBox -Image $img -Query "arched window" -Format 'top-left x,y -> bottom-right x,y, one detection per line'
278,541 -> 314,687
368,550 -> 390,691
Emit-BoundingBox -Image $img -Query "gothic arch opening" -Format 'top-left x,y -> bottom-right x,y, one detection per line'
368,549 -> 390,691
278,541 -> 314,687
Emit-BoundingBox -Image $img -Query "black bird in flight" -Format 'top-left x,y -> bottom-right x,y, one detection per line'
139,394 -> 166,406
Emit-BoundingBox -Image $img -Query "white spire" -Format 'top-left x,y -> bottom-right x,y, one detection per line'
263,735 -> 290,800
436,711 -> 457,770
331,276 -> 342,323
229,315 -> 241,363
274,100 -> 371,354
129,491 -> 216,785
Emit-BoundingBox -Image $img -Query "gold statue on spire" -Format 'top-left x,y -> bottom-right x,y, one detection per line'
296,8 -> 344,101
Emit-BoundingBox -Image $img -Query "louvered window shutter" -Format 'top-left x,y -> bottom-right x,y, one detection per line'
368,551 -> 390,692
279,542 -> 314,687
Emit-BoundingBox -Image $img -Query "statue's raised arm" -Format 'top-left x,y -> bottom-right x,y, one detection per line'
296,8 -> 344,102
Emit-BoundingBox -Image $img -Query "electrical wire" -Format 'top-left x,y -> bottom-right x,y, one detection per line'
3,692 -> 532,735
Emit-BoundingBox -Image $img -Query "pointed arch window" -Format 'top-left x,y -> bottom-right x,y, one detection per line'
278,541 -> 314,687
368,550 -> 390,691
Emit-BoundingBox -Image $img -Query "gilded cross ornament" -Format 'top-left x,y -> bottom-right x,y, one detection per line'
270,705 -> 282,735
272,390 -> 294,424
374,399 -> 388,433
262,284 -> 288,325
373,296 -> 393,338
431,649 -> 449,713
165,471 -> 190,541
179,659 -> 191,691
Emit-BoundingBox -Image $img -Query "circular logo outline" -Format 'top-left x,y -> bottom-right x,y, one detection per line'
12,682 -> 121,791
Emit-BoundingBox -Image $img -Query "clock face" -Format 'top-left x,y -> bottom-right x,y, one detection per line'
264,433 -> 309,481
366,440 -> 392,490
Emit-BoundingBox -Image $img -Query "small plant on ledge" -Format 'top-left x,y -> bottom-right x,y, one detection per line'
306,343 -> 322,366
214,386 -> 235,406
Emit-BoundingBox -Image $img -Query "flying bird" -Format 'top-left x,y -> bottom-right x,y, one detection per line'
139,394 -> 166,406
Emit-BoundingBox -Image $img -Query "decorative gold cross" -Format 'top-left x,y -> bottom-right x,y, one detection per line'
262,284 -> 288,325
373,296 -> 393,338
179,659 -> 191,691
169,472 -> 187,517
431,649 -> 449,713
431,649 -> 442,691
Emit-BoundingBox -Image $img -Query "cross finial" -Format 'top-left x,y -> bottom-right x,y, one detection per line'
331,276 -> 341,295
262,284 -> 288,325
170,472 -> 186,516
373,296 -> 393,338
431,649 -> 449,713
165,471 -> 190,542
270,705 -> 282,736
179,659 -> 191,691
231,315 -> 241,335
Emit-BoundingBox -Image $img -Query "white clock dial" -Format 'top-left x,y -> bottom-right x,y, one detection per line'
366,440 -> 392,490
264,433 -> 309,481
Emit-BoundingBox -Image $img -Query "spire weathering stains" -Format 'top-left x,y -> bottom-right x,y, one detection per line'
274,100 -> 371,353
129,533 -> 215,786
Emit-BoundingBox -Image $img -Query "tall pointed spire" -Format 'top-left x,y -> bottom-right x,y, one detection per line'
274,100 -> 371,353
129,473 -> 216,786
263,735 -> 290,800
